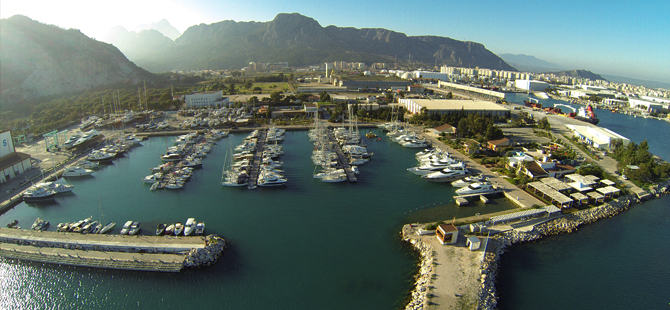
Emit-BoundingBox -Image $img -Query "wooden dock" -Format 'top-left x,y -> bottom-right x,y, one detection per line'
247,129 -> 267,189
326,133 -> 357,182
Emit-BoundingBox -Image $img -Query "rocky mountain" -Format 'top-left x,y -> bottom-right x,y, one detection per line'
134,19 -> 181,40
548,69 -> 606,81
121,13 -> 516,72
104,26 -> 176,61
499,53 -> 563,72
0,15 -> 156,101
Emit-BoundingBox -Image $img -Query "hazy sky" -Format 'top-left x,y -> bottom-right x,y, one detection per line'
2,0 -> 668,83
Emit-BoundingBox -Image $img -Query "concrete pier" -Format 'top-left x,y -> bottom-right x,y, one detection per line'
0,228 -> 221,272
326,132 -> 357,182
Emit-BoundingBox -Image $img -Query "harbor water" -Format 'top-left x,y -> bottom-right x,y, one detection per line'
499,93 -> 670,309
0,128 -> 516,309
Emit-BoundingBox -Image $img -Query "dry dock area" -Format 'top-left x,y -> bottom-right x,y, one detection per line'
0,228 -> 225,272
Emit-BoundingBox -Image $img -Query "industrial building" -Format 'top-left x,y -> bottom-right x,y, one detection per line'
185,91 -> 229,108
628,98 -> 668,113
296,85 -> 347,93
515,80 -> 549,91
399,98 -> 510,118
565,124 -> 630,150
0,130 -> 32,184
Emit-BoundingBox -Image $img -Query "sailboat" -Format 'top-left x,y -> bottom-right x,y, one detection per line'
221,144 -> 249,187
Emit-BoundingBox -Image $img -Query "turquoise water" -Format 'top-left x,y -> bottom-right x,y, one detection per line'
0,128 -> 516,309
499,93 -> 670,309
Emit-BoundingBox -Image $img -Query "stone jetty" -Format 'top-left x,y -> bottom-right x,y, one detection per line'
0,228 -> 227,272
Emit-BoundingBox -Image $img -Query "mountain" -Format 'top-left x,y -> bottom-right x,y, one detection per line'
601,74 -> 670,90
122,13 -> 516,72
103,26 -> 176,61
134,19 -> 181,40
0,15 -> 156,101
498,53 -> 563,73
548,69 -> 605,81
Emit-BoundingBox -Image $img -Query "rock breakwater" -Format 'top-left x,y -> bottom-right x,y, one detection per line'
184,235 -> 226,268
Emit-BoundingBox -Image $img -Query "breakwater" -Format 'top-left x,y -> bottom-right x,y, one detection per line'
478,181 -> 668,309
401,227 -> 434,310
0,228 -> 226,272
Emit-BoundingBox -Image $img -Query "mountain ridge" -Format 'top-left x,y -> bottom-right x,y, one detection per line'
0,15 -> 156,101
107,13 -> 516,73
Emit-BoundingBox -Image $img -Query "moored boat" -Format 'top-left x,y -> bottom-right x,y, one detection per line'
156,223 -> 166,236
183,218 -> 196,236
119,220 -> 133,235
174,222 -> 184,236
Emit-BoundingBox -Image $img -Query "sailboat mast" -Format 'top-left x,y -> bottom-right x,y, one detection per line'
143,80 -> 147,111
138,86 -> 142,111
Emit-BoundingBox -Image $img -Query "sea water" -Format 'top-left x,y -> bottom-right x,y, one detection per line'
0,128 -> 516,309
498,93 -> 670,309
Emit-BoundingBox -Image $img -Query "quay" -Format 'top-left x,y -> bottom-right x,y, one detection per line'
0,228 -> 225,272
326,132 -> 357,182
453,189 -> 504,200
247,129 -> 268,189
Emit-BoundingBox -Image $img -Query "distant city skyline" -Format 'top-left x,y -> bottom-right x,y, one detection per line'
2,0 -> 668,84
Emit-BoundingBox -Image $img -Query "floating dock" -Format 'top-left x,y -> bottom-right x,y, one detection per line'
326,132 -> 357,182
0,228 -> 224,272
247,129 -> 268,189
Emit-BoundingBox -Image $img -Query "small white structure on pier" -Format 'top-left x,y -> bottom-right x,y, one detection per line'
466,236 -> 481,251
436,224 -> 459,245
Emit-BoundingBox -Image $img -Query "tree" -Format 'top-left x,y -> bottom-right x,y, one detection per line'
445,92 -> 453,99
270,91 -> 284,103
229,83 -> 236,95
537,117 -> 551,130
253,87 -> 262,94
244,81 -> 253,89
319,91 -> 331,102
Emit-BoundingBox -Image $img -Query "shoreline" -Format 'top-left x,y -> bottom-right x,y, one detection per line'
401,179 -> 669,309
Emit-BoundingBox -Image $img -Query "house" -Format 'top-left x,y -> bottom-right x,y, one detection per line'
433,123 -> 457,135
436,224 -> 459,245
463,139 -> 481,155
523,160 -> 576,179
487,138 -> 510,151
507,151 -> 535,168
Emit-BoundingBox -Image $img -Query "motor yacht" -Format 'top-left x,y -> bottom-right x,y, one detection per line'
421,165 -> 471,182
23,187 -> 57,202
455,182 -> 497,195
128,222 -> 141,235
62,166 -> 94,177
99,222 -> 116,234
31,218 -> 50,231
451,174 -> 487,187
86,150 -> 114,162
257,171 -> 287,187
143,172 -> 163,184
34,181 -> 74,193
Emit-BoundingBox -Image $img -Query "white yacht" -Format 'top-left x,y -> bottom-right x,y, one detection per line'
119,221 -> 133,235
455,182 -> 497,195
174,222 -> 184,235
86,150 -> 114,162
99,222 -> 116,234
76,160 -> 99,170
183,218 -> 196,236
62,166 -> 94,177
421,164 -> 471,182
195,222 -> 205,235
62,135 -> 82,149
451,174 -> 486,187
34,181 -> 74,193
321,173 -> 348,183
257,171 -> 287,187
400,139 -> 430,148
407,163 -> 455,176
128,222 -> 141,235
142,172 -> 163,184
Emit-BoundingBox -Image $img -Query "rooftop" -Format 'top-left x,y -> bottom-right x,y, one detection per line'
402,99 -> 509,111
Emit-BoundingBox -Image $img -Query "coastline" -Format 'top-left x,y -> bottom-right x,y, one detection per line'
402,180 -> 669,310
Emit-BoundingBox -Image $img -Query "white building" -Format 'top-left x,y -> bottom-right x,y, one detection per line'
185,91 -> 229,108
565,124 -> 630,150
628,98 -> 668,113
515,80 -> 549,91
0,130 -> 33,184
399,98 -> 510,117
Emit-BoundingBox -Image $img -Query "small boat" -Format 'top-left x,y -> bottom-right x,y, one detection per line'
184,218 -> 196,236
6,220 -> 19,228
195,222 -> 205,235
31,218 -> 50,231
62,166 -> 94,177
156,223 -> 166,235
34,181 -> 74,194
174,222 -> 184,236
119,220 -> 133,235
90,222 -> 103,234
99,221 -> 116,234
128,222 -> 141,235
165,224 -> 175,236
76,160 -> 99,170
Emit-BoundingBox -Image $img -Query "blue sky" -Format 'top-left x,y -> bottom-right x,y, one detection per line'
2,0 -> 668,84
